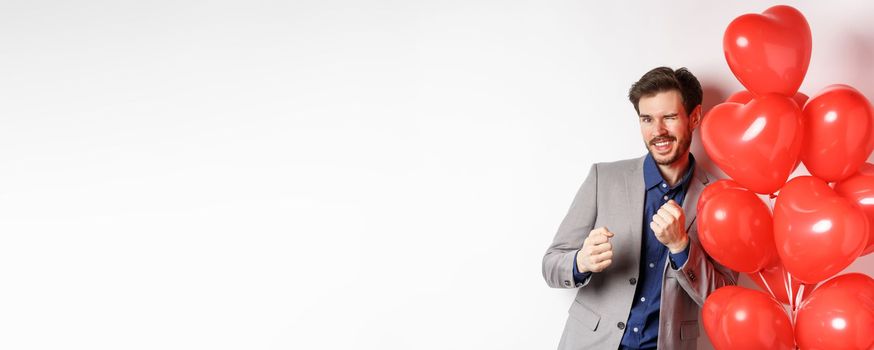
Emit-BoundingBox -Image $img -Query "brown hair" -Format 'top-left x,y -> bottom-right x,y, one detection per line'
628,67 -> 702,115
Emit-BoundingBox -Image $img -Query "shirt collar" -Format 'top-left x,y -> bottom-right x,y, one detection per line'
643,152 -> 696,191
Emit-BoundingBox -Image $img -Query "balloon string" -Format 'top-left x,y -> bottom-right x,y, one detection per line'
777,269 -> 794,322
787,272 -> 798,325
784,270 -> 794,317
794,283 -> 805,308
757,271 -> 777,301
786,271 -> 800,350
793,284 -> 805,325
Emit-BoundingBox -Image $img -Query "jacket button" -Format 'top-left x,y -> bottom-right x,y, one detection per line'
617,322 -> 625,330
564,280 -> 571,287
629,278 -> 637,285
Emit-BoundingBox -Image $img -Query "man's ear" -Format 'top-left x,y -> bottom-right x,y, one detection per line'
691,105 -> 703,129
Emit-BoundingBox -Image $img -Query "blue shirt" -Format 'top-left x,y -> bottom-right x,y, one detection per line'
573,153 -> 694,350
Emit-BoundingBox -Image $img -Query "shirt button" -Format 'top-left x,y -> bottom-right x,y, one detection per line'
663,195 -> 669,201
633,327 -> 639,333
640,297 -> 646,302
661,184 -> 667,188
649,263 -> 655,268
617,322 -> 625,330
629,278 -> 637,285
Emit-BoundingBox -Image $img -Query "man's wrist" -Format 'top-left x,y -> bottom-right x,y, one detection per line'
668,237 -> 689,254
575,250 -> 590,273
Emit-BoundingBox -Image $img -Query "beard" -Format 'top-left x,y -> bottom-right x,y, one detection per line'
647,131 -> 692,165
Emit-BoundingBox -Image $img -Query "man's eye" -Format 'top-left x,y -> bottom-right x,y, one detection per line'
642,118 -> 652,123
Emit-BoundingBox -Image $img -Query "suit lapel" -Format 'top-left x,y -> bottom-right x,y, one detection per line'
625,157 -> 646,256
682,163 -> 710,231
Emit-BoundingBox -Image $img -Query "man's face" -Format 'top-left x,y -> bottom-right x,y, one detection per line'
637,90 -> 699,165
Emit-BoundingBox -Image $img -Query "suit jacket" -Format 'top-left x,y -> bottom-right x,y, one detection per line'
542,156 -> 738,350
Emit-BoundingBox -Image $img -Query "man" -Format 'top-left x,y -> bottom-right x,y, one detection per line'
542,67 -> 738,350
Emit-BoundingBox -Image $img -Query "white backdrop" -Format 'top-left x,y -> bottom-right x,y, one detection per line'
0,1 -> 872,349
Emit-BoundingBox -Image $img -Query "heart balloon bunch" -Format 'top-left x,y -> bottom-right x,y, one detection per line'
697,5 -> 874,350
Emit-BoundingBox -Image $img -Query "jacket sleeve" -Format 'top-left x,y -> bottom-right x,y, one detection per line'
542,164 -> 598,289
672,228 -> 739,306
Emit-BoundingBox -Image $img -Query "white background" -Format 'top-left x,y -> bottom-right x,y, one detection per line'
0,1 -> 872,349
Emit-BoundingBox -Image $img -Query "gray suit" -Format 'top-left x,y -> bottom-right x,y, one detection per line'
542,156 -> 738,350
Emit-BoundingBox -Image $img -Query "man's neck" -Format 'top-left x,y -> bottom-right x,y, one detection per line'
657,154 -> 691,187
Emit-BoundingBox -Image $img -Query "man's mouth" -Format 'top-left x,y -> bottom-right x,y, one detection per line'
651,137 -> 675,152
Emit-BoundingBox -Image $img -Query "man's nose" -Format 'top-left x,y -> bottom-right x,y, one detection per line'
652,119 -> 667,133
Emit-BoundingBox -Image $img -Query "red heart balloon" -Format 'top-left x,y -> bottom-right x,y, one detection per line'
724,5 -> 811,96
698,180 -> 777,273
747,260 -> 815,305
702,94 -> 804,194
795,273 -> 874,350
714,288 -> 795,350
834,162 -> 874,256
697,179 -> 746,216
801,84 -> 874,182
773,176 -> 869,284
726,90 -> 809,108
727,90 -> 808,175
702,286 -> 746,350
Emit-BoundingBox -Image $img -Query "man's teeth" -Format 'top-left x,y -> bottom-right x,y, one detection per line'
655,141 -> 670,146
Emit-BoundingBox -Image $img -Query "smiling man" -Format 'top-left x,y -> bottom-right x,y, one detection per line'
542,67 -> 738,350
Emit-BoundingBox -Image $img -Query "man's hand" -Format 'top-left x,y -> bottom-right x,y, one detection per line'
651,199 -> 689,253
576,227 -> 614,273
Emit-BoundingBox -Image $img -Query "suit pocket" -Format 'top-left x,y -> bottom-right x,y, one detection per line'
680,320 -> 699,341
568,300 -> 601,331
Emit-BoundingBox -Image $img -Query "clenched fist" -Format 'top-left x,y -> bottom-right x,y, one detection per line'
650,199 -> 689,253
576,227 -> 614,273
